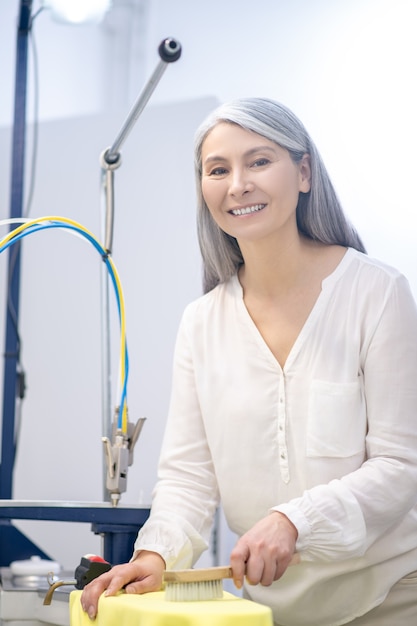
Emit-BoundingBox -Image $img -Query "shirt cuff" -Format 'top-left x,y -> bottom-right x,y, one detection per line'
270,503 -> 312,552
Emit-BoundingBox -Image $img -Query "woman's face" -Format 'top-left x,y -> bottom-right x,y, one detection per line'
200,122 -> 311,245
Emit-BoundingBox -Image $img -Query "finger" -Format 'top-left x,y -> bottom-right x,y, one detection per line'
274,553 -> 294,581
124,575 -> 162,595
81,595 -> 100,621
230,542 -> 250,589
245,557 -> 265,586
81,569 -> 130,618
81,591 -> 104,621
81,577 -> 110,619
259,560 -> 278,587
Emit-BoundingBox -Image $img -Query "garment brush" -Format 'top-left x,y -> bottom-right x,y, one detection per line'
164,556 -> 299,602
164,566 -> 233,601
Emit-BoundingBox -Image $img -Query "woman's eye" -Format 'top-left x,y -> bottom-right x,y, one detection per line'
209,167 -> 228,176
252,158 -> 270,168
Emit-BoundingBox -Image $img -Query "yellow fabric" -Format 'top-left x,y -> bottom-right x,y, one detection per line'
70,589 -> 273,626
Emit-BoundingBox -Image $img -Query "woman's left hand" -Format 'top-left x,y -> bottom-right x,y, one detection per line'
230,511 -> 298,589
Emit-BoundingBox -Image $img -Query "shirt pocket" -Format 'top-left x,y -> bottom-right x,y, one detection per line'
307,379 -> 366,458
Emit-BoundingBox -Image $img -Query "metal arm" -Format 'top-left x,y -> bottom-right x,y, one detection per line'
103,37 -> 181,167
99,37 -> 182,504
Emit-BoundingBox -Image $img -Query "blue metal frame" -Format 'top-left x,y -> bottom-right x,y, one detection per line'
0,0 -> 32,500
0,503 -> 150,565
0,521 -> 51,566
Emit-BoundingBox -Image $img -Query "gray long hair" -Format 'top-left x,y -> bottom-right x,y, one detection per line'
194,97 -> 366,293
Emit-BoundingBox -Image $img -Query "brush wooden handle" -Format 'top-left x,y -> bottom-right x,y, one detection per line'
164,555 -> 300,584
164,566 -> 232,583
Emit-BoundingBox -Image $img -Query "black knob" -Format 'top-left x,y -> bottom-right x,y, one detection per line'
158,38 -> 182,63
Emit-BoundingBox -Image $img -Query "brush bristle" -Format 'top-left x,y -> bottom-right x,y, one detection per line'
165,579 -> 224,602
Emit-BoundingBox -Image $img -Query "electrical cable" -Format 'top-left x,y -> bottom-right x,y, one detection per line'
0,217 -> 129,433
0,216 -> 129,433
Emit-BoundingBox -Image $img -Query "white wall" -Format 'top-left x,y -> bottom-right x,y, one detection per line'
0,0 -> 416,569
2,0 -> 416,286
0,97 -> 217,567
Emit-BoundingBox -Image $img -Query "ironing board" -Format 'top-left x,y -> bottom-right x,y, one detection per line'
70,589 -> 273,625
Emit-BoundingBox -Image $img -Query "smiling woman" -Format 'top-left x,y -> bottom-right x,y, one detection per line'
80,98 -> 417,626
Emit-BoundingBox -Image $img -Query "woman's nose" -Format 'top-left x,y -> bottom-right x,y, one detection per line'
229,169 -> 254,196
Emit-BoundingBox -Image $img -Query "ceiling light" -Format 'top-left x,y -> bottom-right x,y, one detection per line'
41,0 -> 112,24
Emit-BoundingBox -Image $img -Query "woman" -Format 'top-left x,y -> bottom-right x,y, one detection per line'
81,98 -> 417,625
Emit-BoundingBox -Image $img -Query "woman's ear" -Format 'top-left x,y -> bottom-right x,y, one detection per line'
299,154 -> 311,193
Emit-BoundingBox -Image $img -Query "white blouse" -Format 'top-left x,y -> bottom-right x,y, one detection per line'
135,248 -> 417,625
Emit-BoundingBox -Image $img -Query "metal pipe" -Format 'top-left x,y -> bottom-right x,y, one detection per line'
103,38 -> 182,165
98,37 -> 181,503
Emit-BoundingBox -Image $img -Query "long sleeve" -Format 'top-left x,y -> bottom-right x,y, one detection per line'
134,314 -> 220,569
274,272 -> 417,562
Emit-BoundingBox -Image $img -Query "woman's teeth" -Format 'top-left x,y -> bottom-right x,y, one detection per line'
231,204 -> 265,216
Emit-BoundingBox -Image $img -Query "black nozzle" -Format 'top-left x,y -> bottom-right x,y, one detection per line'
158,38 -> 182,63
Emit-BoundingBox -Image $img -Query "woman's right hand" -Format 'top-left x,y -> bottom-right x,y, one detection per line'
80,550 -> 166,620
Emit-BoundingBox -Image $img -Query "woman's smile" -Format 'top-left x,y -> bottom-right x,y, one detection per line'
229,203 -> 267,216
